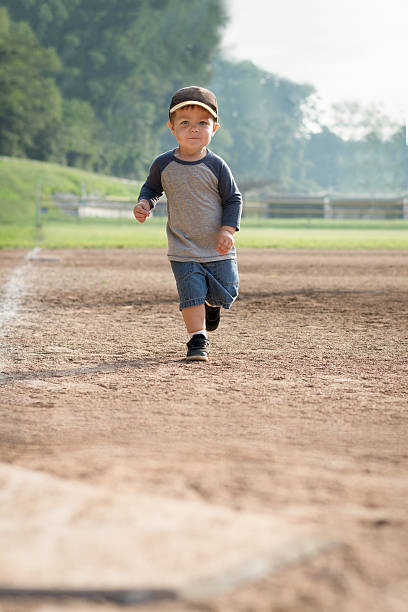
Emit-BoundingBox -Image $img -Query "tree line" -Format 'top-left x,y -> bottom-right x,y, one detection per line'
0,0 -> 406,194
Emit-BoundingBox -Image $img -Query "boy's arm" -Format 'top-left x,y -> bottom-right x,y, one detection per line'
137,159 -> 164,210
218,162 -> 242,231
215,161 -> 241,253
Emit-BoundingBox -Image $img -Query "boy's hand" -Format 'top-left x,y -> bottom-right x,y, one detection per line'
133,199 -> 151,223
216,226 -> 235,254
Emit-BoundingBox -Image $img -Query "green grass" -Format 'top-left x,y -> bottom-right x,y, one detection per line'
238,227 -> 408,249
237,218 -> 408,249
1,157 -> 407,250
0,156 -> 142,224
39,218 -> 168,249
2,216 -> 408,249
0,224 -> 38,248
241,218 -> 408,231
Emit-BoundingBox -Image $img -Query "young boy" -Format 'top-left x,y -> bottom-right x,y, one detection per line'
133,86 -> 242,362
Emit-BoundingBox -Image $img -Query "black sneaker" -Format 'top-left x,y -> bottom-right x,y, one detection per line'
186,334 -> 210,362
205,303 -> 221,332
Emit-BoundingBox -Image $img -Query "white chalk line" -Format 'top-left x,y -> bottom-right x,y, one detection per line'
0,248 -> 40,370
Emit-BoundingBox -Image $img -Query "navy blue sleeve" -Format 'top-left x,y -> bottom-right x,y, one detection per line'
218,161 -> 242,230
204,152 -> 242,230
138,159 -> 163,209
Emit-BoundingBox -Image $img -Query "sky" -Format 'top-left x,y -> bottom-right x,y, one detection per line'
222,0 -> 407,128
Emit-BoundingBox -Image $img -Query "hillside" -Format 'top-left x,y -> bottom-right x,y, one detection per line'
0,157 -> 142,224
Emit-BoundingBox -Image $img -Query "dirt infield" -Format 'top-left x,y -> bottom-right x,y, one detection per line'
0,248 -> 407,612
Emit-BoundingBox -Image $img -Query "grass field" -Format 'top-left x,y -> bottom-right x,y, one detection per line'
0,156 -> 141,224
2,216 -> 408,249
1,156 -> 408,250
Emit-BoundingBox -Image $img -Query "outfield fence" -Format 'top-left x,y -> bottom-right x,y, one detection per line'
243,196 -> 408,220
30,193 -> 408,225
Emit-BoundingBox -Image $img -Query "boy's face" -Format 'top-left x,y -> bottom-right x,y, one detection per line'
168,105 -> 219,156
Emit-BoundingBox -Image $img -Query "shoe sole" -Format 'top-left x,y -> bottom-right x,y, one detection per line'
186,354 -> 209,362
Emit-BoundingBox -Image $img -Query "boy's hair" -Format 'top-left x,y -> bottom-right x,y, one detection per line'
169,86 -> 218,121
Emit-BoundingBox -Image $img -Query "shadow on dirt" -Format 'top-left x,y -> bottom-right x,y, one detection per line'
0,357 -> 182,385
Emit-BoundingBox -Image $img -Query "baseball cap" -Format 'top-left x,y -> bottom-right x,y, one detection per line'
169,86 -> 218,120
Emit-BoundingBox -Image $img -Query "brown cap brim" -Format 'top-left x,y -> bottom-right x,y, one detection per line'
169,100 -> 217,119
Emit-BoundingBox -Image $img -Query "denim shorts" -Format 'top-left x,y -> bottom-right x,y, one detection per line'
170,259 -> 239,311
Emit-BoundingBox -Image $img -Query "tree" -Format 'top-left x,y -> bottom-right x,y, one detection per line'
303,104 -> 407,195
304,127 -> 344,191
330,101 -> 399,141
208,57 -> 315,191
60,98 -> 98,168
2,0 -> 228,176
0,8 -> 63,159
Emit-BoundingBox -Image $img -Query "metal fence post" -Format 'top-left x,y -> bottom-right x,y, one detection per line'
403,196 -> 408,220
323,195 -> 331,219
35,181 -> 42,227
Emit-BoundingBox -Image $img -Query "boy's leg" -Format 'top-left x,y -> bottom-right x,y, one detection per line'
170,261 -> 209,361
205,302 -> 221,331
183,304 -> 209,362
182,303 -> 206,334
203,259 -> 239,312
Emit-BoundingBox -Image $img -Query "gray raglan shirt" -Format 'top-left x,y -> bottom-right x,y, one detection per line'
138,149 -> 242,262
